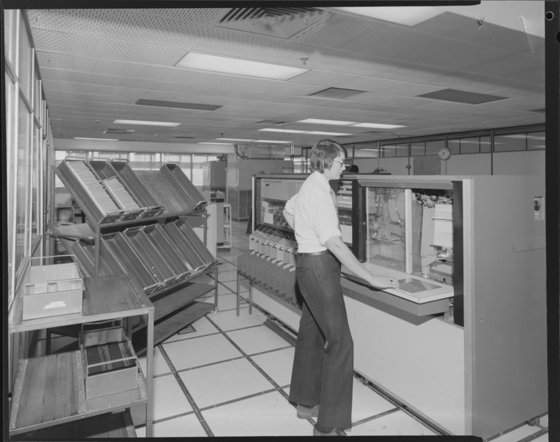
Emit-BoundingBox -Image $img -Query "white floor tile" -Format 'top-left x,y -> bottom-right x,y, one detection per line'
489,424 -> 542,442
162,315 -> 219,343
206,306 -> 268,332
251,347 -> 295,387
152,374 -> 193,421
349,410 -> 436,436
201,390 -> 313,436
227,325 -> 292,355
352,379 -> 396,422
178,358 -> 275,409
138,346 -> 172,377
163,333 -> 242,370
151,413 -> 207,438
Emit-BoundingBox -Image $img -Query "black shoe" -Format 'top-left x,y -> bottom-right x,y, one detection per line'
313,427 -> 347,436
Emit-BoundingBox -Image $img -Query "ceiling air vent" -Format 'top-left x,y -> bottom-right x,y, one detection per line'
308,87 -> 367,100
417,89 -> 506,104
255,120 -> 289,125
135,99 -> 222,111
218,7 -> 329,39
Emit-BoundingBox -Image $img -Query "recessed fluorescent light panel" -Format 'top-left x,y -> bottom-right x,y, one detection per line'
114,119 -> 181,127
217,138 -> 254,142
299,119 -> 405,130
176,52 -> 308,80
74,137 -> 117,141
353,123 -> 405,129
216,137 -> 292,144
297,118 -> 357,126
259,128 -> 352,136
255,139 -> 293,144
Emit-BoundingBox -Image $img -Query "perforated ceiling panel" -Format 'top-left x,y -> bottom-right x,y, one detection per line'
26,3 -> 546,148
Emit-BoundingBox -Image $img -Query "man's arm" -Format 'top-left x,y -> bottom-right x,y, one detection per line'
325,235 -> 397,289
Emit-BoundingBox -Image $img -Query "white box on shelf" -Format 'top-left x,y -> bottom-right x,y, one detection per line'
22,255 -> 84,320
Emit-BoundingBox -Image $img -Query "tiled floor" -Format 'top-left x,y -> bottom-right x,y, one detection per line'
126,220 -> 548,440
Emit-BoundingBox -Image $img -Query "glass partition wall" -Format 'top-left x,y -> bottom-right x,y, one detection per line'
4,9 -> 52,306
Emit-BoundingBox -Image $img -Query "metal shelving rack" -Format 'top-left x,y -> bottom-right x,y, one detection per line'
52,159 -> 218,353
8,275 -> 155,438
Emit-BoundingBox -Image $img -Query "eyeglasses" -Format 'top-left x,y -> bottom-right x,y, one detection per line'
333,158 -> 345,167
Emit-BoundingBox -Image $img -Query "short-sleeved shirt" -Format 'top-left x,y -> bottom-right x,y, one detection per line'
284,171 -> 341,253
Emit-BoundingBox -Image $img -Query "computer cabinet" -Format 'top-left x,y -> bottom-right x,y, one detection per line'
240,173 -> 546,440
8,274 -> 155,438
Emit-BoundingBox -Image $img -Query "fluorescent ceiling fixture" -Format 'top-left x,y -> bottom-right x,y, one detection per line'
352,123 -> 405,129
255,139 -> 293,144
217,138 -> 254,142
114,119 -> 180,127
176,52 -> 308,80
216,137 -> 292,144
259,128 -> 352,136
297,118 -> 357,126
74,137 -> 118,141
334,6 -> 442,26
198,142 -> 233,145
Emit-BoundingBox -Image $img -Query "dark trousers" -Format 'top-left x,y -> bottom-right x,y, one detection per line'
289,252 -> 354,431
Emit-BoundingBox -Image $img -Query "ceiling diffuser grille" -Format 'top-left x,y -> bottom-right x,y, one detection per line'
104,128 -> 135,134
136,99 -> 222,111
308,87 -> 367,100
217,7 -> 329,39
220,7 -> 321,22
417,89 -> 506,104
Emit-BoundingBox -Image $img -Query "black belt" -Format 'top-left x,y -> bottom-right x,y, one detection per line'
297,250 -> 329,256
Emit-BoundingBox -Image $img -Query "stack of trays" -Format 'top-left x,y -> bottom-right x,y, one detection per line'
89,160 -> 164,220
56,160 -> 125,227
91,220 -> 216,297
22,255 -> 84,320
161,164 -> 207,212
80,325 -> 138,399
56,159 -> 164,228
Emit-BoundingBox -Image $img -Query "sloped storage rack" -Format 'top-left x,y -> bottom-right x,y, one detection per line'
53,160 -> 218,352
8,274 -> 154,438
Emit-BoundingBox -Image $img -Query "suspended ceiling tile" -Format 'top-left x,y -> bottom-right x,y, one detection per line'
415,12 -> 531,52
290,12 -> 380,49
468,52 -> 544,78
160,69 -> 317,98
31,29 -> 197,67
293,70 -> 437,97
36,51 -> 171,81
